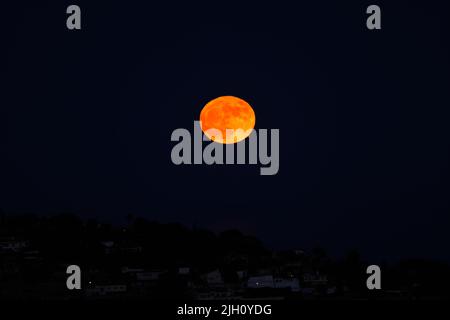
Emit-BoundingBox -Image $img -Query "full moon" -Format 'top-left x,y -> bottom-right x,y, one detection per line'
200,96 -> 256,144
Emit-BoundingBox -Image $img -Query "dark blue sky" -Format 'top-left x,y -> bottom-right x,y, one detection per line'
2,1 -> 450,261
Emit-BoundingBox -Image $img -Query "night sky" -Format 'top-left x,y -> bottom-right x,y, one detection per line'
2,1 -> 450,261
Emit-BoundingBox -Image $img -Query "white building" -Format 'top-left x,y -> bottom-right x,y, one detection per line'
100,241 -> 115,254
0,240 -> 29,252
248,275 -> 300,291
203,270 -> 224,286
121,267 -> 144,274
86,284 -> 127,296
136,271 -> 165,281
303,272 -> 328,285
247,275 -> 274,289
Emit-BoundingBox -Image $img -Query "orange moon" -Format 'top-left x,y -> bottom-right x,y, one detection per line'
200,96 -> 256,144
